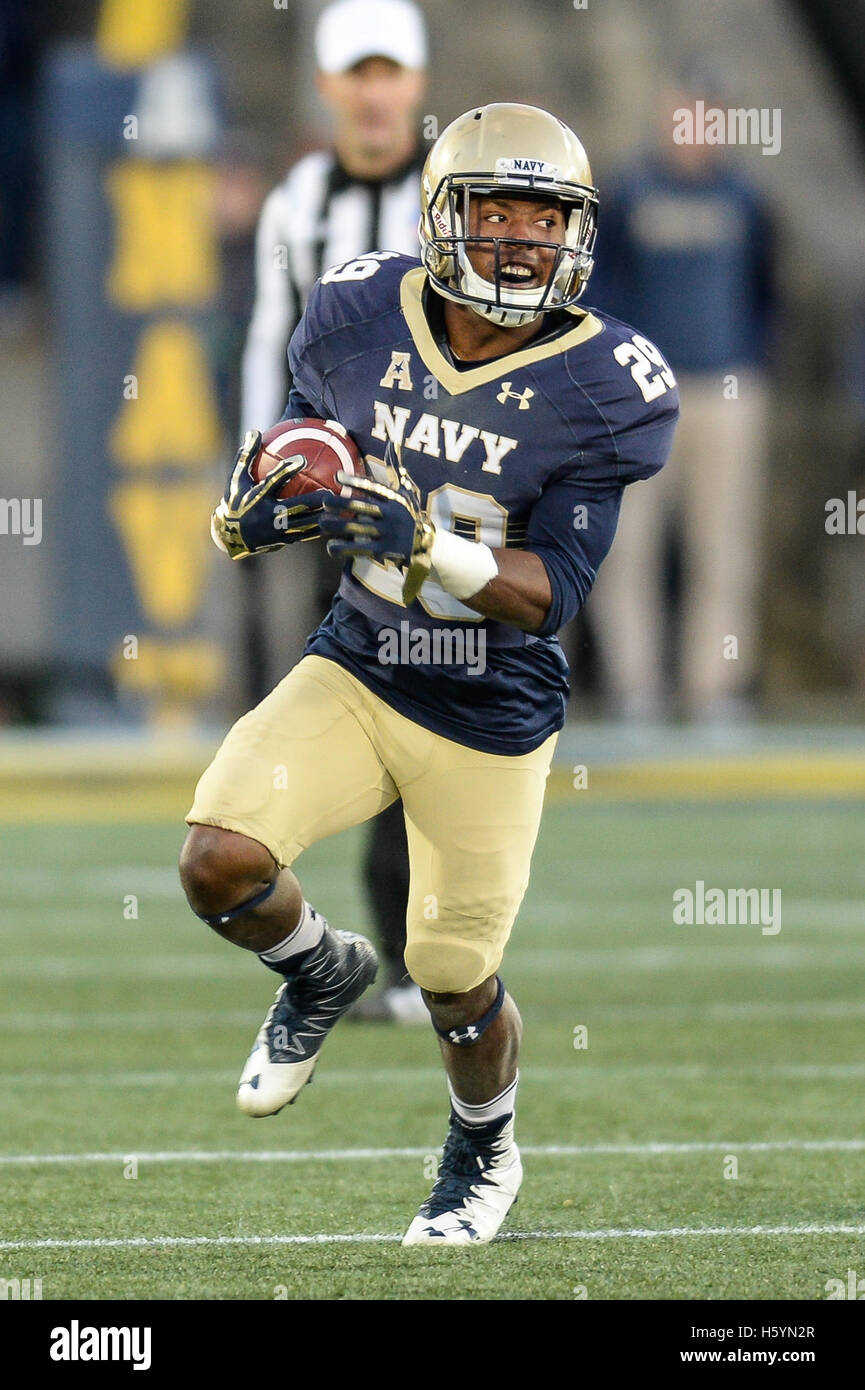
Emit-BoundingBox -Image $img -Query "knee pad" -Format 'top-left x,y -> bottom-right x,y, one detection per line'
430,976 -> 505,1046
404,939 -> 491,994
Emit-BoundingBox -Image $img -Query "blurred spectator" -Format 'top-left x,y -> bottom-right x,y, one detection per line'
237,0 -> 429,1022
241,0 -> 427,434
0,0 -> 38,336
823,295 -> 865,690
209,131 -> 269,439
588,67 -> 777,721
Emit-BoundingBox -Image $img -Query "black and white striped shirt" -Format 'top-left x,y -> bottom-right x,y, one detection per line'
241,147 -> 425,432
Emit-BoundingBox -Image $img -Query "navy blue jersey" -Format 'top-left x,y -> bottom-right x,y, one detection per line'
286,252 -> 678,754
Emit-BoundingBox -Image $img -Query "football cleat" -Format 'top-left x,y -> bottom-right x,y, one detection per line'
402,1111 -> 522,1245
236,926 -> 378,1117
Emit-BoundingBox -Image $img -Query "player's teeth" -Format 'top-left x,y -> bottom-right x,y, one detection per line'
503,265 -> 532,277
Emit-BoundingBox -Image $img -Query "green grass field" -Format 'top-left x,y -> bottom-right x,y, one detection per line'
2,794 -> 864,1300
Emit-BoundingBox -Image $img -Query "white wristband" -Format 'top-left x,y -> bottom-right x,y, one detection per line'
429,526 -> 499,601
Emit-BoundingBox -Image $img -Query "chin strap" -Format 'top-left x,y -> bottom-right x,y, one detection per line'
471,300 -> 542,329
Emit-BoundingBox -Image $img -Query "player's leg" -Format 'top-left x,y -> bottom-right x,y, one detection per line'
424,975 -> 521,1101
679,370 -> 768,716
396,727 -> 558,1244
179,824 -> 300,953
179,654 -> 397,1113
589,443 -> 679,719
363,801 -> 410,987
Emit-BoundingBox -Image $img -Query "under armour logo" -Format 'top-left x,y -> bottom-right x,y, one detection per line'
449,1024 -> 479,1043
496,381 -> 534,410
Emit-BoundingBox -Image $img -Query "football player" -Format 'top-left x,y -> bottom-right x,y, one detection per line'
180,103 -> 678,1245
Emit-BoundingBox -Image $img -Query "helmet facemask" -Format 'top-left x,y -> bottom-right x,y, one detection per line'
420,174 -> 598,328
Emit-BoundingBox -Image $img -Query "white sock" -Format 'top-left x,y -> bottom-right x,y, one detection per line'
449,1073 -> 518,1128
258,901 -> 324,965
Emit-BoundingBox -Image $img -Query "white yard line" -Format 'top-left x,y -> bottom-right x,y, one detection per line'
1,1222 -> 864,1252
0,1010 -> 260,1031
2,1062 -> 865,1088
1,1138 -> 864,1166
4,998 -> 865,1029
3,944 -> 865,978
4,893 -> 865,925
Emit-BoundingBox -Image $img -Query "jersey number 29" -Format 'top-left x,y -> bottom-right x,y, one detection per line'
613,334 -> 676,403
352,464 -> 507,620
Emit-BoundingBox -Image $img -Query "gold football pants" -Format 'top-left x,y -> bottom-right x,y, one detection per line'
187,654 -> 556,992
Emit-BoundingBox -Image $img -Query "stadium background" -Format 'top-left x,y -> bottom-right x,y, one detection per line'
1,0 -> 865,1303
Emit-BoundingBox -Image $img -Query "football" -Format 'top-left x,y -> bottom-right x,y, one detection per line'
251,417 -> 366,499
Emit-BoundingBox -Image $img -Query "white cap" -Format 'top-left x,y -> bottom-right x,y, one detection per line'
315,0 -> 428,74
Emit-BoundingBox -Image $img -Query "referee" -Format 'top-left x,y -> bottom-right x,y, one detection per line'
240,0 -> 429,1023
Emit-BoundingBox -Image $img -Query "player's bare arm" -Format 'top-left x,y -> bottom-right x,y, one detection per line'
458,548 -> 552,632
